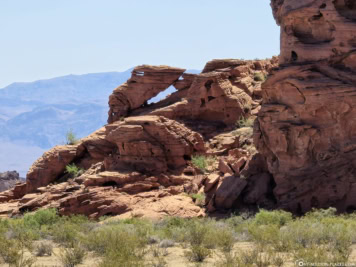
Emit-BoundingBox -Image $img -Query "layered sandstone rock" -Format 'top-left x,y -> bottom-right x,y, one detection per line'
0,58 -> 278,218
149,58 -> 278,125
105,116 -> 205,173
255,0 -> 356,213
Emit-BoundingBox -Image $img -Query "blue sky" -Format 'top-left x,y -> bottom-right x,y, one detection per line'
0,0 -> 279,88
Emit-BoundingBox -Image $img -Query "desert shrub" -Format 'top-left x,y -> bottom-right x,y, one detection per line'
35,241 -> 53,256
51,221 -> 82,246
253,209 -> 293,227
216,252 -> 242,267
48,214 -> 94,245
189,193 -> 206,207
292,244 -> 342,264
217,249 -> 258,267
215,227 -> 236,252
65,129 -> 79,145
23,208 -> 59,230
217,248 -> 283,267
160,216 -> 186,228
248,224 -> 280,248
236,116 -> 255,129
245,210 -> 353,262
65,163 -> 84,178
57,242 -> 87,267
149,245 -> 168,267
184,244 -> 211,262
254,72 -> 267,82
191,155 -> 215,173
285,218 -> 353,262
0,226 -> 36,267
182,219 -> 217,262
84,224 -> 148,267
305,207 -> 337,219
186,220 -> 212,246
157,225 -> 189,244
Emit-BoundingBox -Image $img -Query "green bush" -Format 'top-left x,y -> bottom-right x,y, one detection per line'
65,129 -> 79,145
57,242 -> 87,267
184,244 -> 211,262
23,208 -> 59,230
189,193 -> 206,207
254,72 -> 267,82
305,207 -> 337,219
181,220 -> 218,262
51,221 -> 82,246
215,227 -> 236,252
65,163 -> 84,178
253,209 -> 293,227
0,225 -> 36,267
191,155 -> 215,173
84,224 -> 148,267
236,116 -> 255,129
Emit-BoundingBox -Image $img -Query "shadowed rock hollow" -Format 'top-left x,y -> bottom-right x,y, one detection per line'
0,58 -> 279,219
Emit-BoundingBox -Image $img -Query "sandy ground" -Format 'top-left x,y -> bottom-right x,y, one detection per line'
1,242 -> 356,266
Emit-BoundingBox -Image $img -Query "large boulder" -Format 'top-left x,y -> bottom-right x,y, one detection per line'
106,116 -> 205,174
255,0 -> 356,213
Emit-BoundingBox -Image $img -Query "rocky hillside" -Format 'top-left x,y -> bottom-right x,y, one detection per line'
0,58 -> 278,218
0,171 -> 24,193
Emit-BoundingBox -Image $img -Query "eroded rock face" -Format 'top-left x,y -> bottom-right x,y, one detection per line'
273,0 -> 356,64
255,0 -> 356,213
150,58 -> 278,126
108,65 -> 185,123
26,145 -> 86,193
105,116 -> 205,173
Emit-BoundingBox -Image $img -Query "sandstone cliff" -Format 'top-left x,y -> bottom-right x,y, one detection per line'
0,58 -> 278,218
256,0 -> 356,213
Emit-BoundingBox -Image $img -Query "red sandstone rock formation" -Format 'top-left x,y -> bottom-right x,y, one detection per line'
108,65 -> 185,123
0,58 -> 278,219
255,0 -> 356,213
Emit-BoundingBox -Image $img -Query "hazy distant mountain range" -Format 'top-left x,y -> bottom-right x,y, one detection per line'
0,68 -> 199,176
0,71 -> 132,150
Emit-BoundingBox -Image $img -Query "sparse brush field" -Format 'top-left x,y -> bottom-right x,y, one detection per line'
1,208 -> 356,266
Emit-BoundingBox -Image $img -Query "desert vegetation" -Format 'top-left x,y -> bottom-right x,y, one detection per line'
65,164 -> 84,179
253,72 -> 267,82
191,155 -> 216,174
0,208 -> 356,266
65,129 -> 79,146
235,116 -> 255,129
